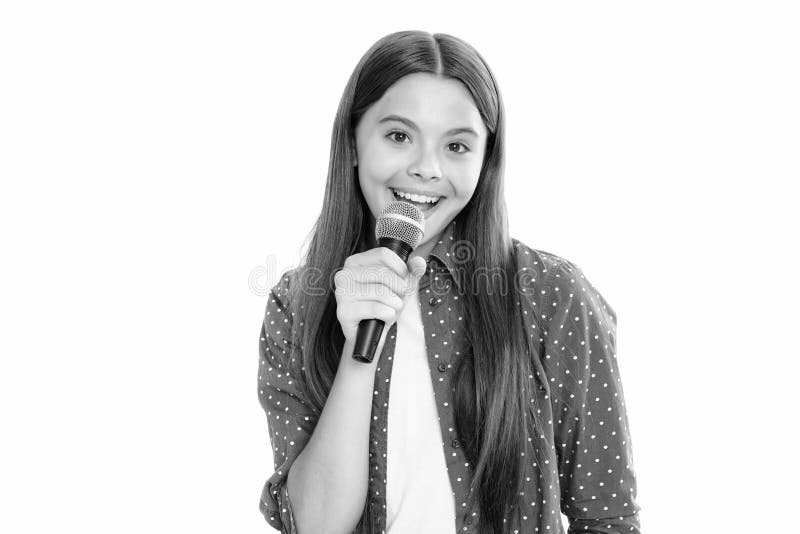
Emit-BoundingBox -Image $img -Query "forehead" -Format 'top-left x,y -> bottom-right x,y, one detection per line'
364,73 -> 486,134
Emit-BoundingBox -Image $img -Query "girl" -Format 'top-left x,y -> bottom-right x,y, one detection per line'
258,30 -> 641,534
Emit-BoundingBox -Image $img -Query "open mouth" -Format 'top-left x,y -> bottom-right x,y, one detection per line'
390,188 -> 442,214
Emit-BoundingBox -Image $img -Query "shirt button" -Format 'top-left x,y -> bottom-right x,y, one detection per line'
437,363 -> 447,372
429,297 -> 441,306
465,517 -> 473,525
452,439 -> 461,449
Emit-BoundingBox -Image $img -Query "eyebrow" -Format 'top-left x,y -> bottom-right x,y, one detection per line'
377,114 -> 480,138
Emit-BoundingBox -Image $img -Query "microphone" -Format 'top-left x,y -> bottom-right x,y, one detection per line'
352,200 -> 425,363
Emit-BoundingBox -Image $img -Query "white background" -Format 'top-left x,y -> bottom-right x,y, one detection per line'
1,1 -> 798,533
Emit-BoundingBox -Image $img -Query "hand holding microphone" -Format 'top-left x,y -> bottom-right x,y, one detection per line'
333,201 -> 427,363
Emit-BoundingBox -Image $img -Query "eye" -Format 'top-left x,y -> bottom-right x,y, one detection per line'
387,131 -> 410,144
448,142 -> 470,154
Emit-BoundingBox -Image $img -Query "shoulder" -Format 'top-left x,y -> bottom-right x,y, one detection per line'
509,238 -> 572,332
266,267 -> 300,320
510,237 -> 573,288
510,238 -> 611,319
262,267 -> 305,364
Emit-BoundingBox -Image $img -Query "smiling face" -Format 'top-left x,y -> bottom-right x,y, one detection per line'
353,72 -> 489,259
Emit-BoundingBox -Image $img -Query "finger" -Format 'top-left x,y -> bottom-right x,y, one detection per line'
346,247 -> 408,278
377,247 -> 410,277
350,265 -> 409,297
363,301 -> 398,324
408,256 -> 427,278
360,291 -> 404,312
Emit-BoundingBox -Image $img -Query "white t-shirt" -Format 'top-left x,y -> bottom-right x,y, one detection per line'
386,279 -> 457,533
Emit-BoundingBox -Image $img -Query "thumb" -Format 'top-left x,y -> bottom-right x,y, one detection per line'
409,256 -> 427,279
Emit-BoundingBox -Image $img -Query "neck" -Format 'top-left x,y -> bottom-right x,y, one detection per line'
409,233 -> 439,263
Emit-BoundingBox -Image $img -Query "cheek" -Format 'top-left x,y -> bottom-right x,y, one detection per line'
361,152 -> 399,183
358,137 -> 395,173
452,172 -> 481,201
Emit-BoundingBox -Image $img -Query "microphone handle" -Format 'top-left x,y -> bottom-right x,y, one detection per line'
352,318 -> 385,363
351,237 -> 413,363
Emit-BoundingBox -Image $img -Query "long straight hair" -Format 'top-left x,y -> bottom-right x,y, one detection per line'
287,30 -> 547,534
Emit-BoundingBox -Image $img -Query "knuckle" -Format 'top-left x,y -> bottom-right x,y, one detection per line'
380,248 -> 403,272
361,263 -> 380,281
343,255 -> 358,268
379,247 -> 393,262
333,270 -> 349,289
377,267 -> 395,289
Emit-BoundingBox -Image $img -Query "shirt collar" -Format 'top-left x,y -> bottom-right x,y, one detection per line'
424,219 -> 464,291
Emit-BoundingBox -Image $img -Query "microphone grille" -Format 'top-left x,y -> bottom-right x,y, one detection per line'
375,200 -> 425,249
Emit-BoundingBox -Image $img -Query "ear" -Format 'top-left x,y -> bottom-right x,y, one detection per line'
350,139 -> 358,167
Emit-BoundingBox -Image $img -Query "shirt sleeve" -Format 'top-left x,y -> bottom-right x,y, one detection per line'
257,270 -> 317,533
541,258 -> 642,534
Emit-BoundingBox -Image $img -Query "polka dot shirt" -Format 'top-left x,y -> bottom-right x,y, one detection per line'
257,221 -> 641,533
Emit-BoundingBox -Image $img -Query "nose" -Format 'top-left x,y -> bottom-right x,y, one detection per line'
407,143 -> 441,181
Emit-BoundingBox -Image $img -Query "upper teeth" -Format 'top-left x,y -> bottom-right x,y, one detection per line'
392,188 -> 441,204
